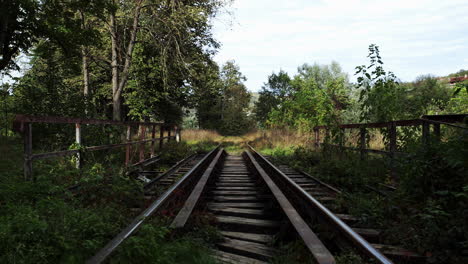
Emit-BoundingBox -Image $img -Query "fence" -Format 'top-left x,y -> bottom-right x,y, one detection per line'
313,114 -> 467,181
12,115 -> 181,181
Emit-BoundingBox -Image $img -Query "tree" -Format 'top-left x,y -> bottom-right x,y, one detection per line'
254,70 -> 292,127
0,0 -> 40,72
0,0 -> 105,73
263,62 -> 351,132
355,44 -> 404,122
107,0 -> 144,121
124,0 -> 225,123
218,61 -> 252,135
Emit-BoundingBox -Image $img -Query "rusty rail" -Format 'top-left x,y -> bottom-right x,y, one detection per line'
248,144 -> 393,264
87,146 -> 220,264
12,115 -> 182,181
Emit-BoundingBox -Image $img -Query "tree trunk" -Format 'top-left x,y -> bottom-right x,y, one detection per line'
109,0 -> 143,121
113,96 -> 121,121
80,11 -> 90,97
82,48 -> 90,96
110,9 -> 120,120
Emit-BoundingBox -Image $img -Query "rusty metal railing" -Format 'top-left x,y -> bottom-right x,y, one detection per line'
12,115 -> 182,181
313,114 -> 467,181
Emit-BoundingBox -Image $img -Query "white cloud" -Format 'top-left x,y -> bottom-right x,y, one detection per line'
213,0 -> 468,91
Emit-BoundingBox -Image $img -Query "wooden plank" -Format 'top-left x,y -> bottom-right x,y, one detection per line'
213,249 -> 268,264
209,207 -> 266,218
171,148 -> 224,228
211,191 -> 258,196
372,244 -> 422,259
353,228 -> 381,240
217,238 -> 276,261
208,202 -> 265,209
335,214 -> 358,223
212,196 -> 260,203
216,215 -> 280,228
213,187 -> 258,191
220,231 -> 273,244
216,182 -> 256,187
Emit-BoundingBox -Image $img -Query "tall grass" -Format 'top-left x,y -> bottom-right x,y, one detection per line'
247,129 -> 314,150
181,129 -> 222,143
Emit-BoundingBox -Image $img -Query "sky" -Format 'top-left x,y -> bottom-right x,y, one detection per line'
212,0 -> 468,92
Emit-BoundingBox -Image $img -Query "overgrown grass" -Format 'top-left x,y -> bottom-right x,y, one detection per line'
111,219 -> 220,263
0,135 -> 220,263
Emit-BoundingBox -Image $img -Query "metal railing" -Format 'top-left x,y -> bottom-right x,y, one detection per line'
12,114 -> 182,181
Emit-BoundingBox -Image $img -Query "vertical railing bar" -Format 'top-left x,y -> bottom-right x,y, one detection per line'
75,123 -> 82,169
23,122 -> 33,181
388,122 -> 397,183
125,125 -> 131,167
159,125 -> 164,150
167,126 -> 172,142
150,125 -> 156,157
433,123 -> 441,141
360,127 -> 366,160
139,125 -> 146,162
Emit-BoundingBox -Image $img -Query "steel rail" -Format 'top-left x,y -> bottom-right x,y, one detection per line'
297,169 -> 342,194
245,151 -> 335,264
142,153 -> 197,190
171,148 -> 225,228
248,144 -> 393,264
86,146 -> 220,264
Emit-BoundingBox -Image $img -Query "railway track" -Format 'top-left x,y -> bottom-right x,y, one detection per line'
252,146 -> 423,263
88,146 -> 423,263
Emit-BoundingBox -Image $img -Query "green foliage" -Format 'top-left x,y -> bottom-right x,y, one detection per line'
159,141 -> 194,164
335,251 -> 367,264
254,70 -> 293,126
111,223 -> 218,264
195,60 -> 253,135
384,134 -> 468,263
265,62 -> 351,132
0,134 -> 215,263
263,131 -> 468,263
270,240 -> 316,264
355,44 -> 404,122
446,86 -> 468,113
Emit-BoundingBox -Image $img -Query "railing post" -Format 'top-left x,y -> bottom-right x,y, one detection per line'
23,122 -> 33,181
159,125 -> 164,150
150,125 -> 156,157
433,123 -> 441,142
139,125 -> 146,162
75,123 -> 82,169
167,126 -> 172,142
175,127 -> 181,142
314,128 -> 320,148
125,125 -> 131,167
360,127 -> 366,160
388,122 -> 397,183
422,120 -> 430,145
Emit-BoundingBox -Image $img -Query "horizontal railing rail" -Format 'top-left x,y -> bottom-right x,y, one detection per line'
312,114 -> 467,181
